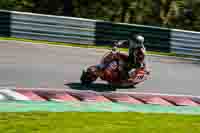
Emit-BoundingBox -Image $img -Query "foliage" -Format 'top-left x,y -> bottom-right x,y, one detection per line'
0,0 -> 200,31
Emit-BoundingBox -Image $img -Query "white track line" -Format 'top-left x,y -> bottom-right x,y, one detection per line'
0,89 -> 30,100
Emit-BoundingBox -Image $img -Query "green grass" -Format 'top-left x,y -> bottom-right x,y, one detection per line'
0,36 -> 191,58
0,112 -> 199,133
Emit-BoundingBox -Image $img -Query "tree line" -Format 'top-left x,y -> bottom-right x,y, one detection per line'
1,0 -> 200,31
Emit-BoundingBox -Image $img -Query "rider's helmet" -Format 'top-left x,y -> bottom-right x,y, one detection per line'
135,34 -> 145,48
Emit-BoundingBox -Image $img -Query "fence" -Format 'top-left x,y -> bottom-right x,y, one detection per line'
0,10 -> 199,57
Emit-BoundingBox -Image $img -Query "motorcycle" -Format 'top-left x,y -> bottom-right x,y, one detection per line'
80,41 -> 150,88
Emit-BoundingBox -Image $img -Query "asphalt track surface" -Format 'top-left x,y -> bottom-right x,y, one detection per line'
0,40 -> 199,96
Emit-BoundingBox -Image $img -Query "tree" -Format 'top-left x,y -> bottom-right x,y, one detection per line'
1,0 -> 200,31
63,0 -> 73,16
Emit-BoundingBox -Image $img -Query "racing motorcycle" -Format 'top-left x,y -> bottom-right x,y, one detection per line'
80,41 -> 150,88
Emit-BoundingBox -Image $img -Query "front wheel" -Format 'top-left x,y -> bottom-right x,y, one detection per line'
80,67 -> 98,86
80,70 -> 92,86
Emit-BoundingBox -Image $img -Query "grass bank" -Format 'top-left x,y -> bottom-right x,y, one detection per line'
0,112 -> 199,133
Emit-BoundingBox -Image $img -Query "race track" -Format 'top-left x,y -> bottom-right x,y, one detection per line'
0,40 -> 200,96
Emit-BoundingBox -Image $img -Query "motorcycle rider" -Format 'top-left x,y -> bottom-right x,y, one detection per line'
116,34 -> 150,81
97,33 -> 150,81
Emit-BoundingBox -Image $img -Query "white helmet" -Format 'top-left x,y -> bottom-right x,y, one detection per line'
135,35 -> 144,44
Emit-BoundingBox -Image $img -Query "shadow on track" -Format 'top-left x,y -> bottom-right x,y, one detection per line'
65,82 -> 115,92
65,82 -> 135,92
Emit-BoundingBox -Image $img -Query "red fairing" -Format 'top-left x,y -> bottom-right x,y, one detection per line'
101,52 -> 128,64
100,53 -> 128,83
102,69 -> 120,83
118,53 -> 129,62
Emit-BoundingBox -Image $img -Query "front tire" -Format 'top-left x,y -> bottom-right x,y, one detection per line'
80,67 -> 98,86
80,70 -> 91,86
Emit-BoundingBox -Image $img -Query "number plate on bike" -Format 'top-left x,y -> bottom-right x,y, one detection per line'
134,74 -> 146,82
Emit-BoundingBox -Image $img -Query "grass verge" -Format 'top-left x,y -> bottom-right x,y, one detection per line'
0,36 -> 192,58
0,112 -> 199,133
